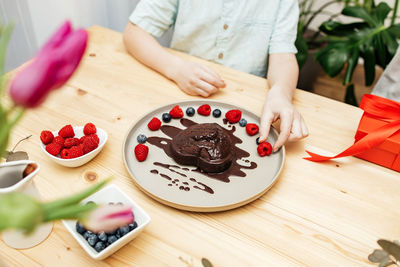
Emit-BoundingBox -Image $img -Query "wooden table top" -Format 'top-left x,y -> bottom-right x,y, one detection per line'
1,25 -> 399,267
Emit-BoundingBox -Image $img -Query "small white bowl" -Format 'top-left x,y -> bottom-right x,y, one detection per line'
40,126 -> 108,167
62,184 -> 151,260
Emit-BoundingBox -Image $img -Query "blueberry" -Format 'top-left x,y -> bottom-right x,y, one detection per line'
94,241 -> 106,252
107,235 -> 118,245
129,221 -> 138,231
83,231 -> 92,240
76,222 -> 86,235
256,137 -> 261,145
239,118 -> 247,127
106,229 -> 117,235
119,225 -> 130,236
162,113 -> 171,123
212,109 -> 221,118
186,107 -> 195,116
98,231 -> 108,242
137,134 -> 147,144
87,234 -> 98,247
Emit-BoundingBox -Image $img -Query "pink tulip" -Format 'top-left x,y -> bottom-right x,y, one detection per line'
9,20 -> 88,108
82,205 -> 134,233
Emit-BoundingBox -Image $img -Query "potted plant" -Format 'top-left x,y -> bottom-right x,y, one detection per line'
296,0 -> 400,105
315,0 -> 400,105
296,0 -> 359,90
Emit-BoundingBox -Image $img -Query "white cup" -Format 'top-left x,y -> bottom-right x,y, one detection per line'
0,160 -> 53,249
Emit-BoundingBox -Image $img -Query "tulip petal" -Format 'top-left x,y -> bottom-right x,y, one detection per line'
38,20 -> 72,55
9,20 -> 88,108
82,205 -> 134,233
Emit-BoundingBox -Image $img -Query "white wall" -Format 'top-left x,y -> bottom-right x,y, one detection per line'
2,0 -> 172,71
2,0 -> 399,71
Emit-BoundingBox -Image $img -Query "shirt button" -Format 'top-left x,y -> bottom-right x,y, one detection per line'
223,24 -> 229,30
218,53 -> 223,59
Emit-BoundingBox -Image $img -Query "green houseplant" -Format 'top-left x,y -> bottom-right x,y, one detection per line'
298,0 -> 400,106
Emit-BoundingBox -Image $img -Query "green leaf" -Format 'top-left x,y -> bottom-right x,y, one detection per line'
42,178 -> 111,215
0,193 -> 44,233
368,249 -> 389,263
295,34 -> 308,69
387,24 -> 400,37
201,258 -> 213,267
378,258 -> 395,267
360,43 -> 376,86
0,23 -> 13,78
372,2 -> 392,24
6,151 -> 29,162
344,48 -> 359,85
374,34 -> 388,68
342,6 -> 376,27
344,84 -> 358,106
378,239 -> 400,262
319,21 -> 367,36
381,31 -> 399,57
315,42 -> 348,77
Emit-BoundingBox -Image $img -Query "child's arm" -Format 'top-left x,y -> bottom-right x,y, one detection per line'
123,23 -> 225,97
259,53 -> 308,152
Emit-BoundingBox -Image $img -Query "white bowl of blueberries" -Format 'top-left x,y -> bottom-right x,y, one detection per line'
62,184 -> 151,260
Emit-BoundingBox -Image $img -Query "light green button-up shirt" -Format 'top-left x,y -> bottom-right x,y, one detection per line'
130,0 -> 299,77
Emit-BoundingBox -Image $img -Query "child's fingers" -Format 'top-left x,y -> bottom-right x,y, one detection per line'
201,66 -> 225,88
194,87 -> 210,97
259,112 -> 274,143
300,116 -> 309,137
200,71 -> 224,89
196,79 -> 218,96
273,111 -> 293,152
287,115 -> 303,142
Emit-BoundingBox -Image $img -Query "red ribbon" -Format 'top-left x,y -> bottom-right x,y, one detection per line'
304,94 -> 400,162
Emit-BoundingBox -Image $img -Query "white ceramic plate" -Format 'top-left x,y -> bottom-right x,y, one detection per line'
40,126 -> 107,167
123,100 -> 285,212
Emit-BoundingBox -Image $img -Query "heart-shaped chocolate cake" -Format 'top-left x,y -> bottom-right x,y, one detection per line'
170,123 -> 234,173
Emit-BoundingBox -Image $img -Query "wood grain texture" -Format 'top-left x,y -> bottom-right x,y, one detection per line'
1,26 -> 399,266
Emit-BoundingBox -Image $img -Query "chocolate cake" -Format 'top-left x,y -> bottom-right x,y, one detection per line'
170,123 -> 234,173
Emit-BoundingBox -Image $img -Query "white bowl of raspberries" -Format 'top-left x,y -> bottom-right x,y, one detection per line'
39,123 -> 108,167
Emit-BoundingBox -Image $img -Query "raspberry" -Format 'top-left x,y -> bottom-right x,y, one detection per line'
257,142 -> 273,157
53,136 -> 65,148
197,104 -> 211,116
64,137 -> 80,148
225,109 -> 242,123
134,144 -> 149,162
169,105 -> 184,118
147,117 -> 162,131
58,124 -> 75,138
82,136 -> 99,154
246,123 -> 259,136
40,130 -> 54,145
68,145 -> 84,159
88,134 -> 99,145
83,123 -> 97,135
45,143 -> 62,156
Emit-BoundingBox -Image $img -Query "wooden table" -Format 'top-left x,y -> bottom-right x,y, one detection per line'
1,26 -> 399,267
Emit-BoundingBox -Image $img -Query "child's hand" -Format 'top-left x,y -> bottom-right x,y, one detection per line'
169,59 -> 226,97
259,87 -> 308,152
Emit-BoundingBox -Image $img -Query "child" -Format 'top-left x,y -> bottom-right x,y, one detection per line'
123,0 -> 308,152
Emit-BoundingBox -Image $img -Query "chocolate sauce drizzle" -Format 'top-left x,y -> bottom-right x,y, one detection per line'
147,118 -> 257,183
150,169 -> 214,194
